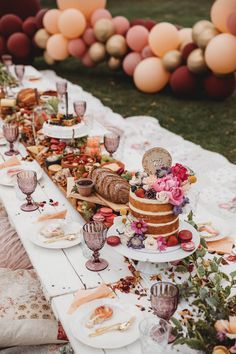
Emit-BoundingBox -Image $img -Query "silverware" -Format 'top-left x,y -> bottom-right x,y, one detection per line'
89,316 -> 136,337
43,234 -> 77,244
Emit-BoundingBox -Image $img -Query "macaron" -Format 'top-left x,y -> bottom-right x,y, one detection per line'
178,230 -> 193,243
107,236 -> 121,246
105,214 -> 115,224
93,213 -> 105,222
100,207 -> 113,217
181,241 -> 195,252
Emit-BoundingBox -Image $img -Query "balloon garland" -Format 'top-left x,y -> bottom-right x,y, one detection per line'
0,0 -> 235,100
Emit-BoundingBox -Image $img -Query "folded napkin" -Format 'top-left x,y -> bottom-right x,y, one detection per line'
207,237 -> 234,254
68,284 -> 114,315
0,156 -> 21,170
37,210 -> 67,222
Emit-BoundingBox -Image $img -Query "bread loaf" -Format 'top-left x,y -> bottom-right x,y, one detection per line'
90,167 -> 129,204
17,88 -> 38,108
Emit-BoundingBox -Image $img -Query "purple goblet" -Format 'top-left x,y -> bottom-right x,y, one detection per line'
150,282 -> 179,343
83,221 -> 108,271
73,100 -> 86,120
3,123 -> 19,156
17,170 -> 38,212
104,133 -> 120,157
14,65 -> 25,86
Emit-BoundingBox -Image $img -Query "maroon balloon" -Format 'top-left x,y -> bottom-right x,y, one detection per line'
7,32 -> 31,58
145,19 -> 156,30
203,73 -> 235,100
0,14 -> 22,37
182,42 -> 198,62
170,65 -> 199,97
35,8 -> 48,29
0,35 -> 7,56
130,18 -> 156,30
0,0 -> 40,20
227,11 -> 236,36
22,17 -> 38,37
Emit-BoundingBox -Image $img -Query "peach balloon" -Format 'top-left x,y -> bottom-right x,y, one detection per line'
68,38 -> 86,58
57,0 -> 106,20
43,9 -> 61,34
126,25 -> 149,52
34,28 -> 50,49
205,33 -> 236,74
141,45 -> 154,58
112,16 -> 130,35
179,28 -> 192,49
46,33 -> 69,60
211,0 -> 236,32
81,50 -> 96,67
227,11 -> 236,35
123,52 -> 142,76
134,57 -> 170,93
82,27 -> 96,45
149,22 -> 180,57
58,9 -> 86,39
91,9 -> 112,27
43,50 -> 55,65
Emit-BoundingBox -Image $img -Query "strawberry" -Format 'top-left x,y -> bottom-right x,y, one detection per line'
167,235 -> 179,247
135,188 -> 145,198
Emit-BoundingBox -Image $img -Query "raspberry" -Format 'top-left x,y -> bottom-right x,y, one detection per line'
135,188 -> 145,198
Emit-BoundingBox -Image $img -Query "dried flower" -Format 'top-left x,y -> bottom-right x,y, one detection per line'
127,234 -> 145,249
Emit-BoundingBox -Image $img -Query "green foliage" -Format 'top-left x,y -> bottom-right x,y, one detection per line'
0,63 -> 17,87
43,97 -> 59,115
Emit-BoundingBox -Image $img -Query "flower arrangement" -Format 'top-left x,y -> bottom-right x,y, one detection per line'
130,163 -> 196,215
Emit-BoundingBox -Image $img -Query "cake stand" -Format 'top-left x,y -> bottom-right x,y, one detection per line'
42,121 -> 89,139
107,220 -> 200,274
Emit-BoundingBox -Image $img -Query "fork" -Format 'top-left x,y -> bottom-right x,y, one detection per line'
89,316 -> 136,337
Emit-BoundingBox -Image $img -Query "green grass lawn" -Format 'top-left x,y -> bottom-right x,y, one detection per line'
37,0 -> 236,163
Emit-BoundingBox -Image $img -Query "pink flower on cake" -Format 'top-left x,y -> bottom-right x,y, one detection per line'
131,219 -> 148,235
143,175 -> 157,188
169,187 -> 184,206
156,191 -> 170,203
171,163 -> 189,182
152,175 -> 180,192
156,236 -> 167,251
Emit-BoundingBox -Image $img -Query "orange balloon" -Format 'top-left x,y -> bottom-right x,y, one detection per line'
57,0 -> 106,20
211,0 -> 236,32
134,57 -> 170,93
58,9 -> 86,39
149,22 -> 180,57
43,9 -> 61,35
205,33 -> 236,74
46,33 -> 69,60
179,28 -> 192,49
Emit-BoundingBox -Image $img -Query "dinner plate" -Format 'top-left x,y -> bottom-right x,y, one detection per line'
196,216 -> 231,243
29,220 -> 82,249
0,161 -> 42,187
69,298 -> 142,349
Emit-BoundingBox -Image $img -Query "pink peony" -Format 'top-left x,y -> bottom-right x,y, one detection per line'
171,163 -> 189,182
169,187 -> 184,206
152,175 -> 180,193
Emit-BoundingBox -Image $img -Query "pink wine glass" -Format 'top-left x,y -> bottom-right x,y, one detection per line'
83,221 -> 108,271
3,123 -> 19,156
73,100 -> 86,119
104,133 -> 120,157
17,170 -> 39,212
2,54 -> 12,73
14,65 -> 25,86
151,282 -> 179,343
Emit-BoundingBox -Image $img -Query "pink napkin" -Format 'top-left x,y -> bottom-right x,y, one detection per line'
0,156 -> 21,170
37,210 -> 67,222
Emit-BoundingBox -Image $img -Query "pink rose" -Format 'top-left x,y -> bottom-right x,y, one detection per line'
152,175 -> 180,193
169,187 -> 184,206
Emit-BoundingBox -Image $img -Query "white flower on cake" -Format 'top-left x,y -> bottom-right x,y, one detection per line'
156,191 -> 170,203
143,175 -> 157,188
144,236 -> 157,251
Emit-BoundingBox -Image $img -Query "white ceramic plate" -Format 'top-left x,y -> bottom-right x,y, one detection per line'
29,220 -> 82,249
0,161 -> 42,187
196,214 -> 231,243
69,298 -> 142,349
107,220 -> 200,263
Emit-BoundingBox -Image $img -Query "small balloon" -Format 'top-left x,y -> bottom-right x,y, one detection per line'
112,16 -> 130,35
34,28 -> 50,49
192,20 -> 214,44
44,50 -> 55,65
106,34 -> 127,58
179,28 -> 192,49
89,42 -> 106,62
126,25 -> 149,52
162,50 -> 182,72
149,22 -> 180,57
94,18 -> 115,43
227,11 -> 236,35
46,33 -> 69,60
68,38 -> 86,58
122,52 -> 142,76
90,8 -> 112,26
82,27 -> 96,46
211,0 -> 236,33
81,50 -> 96,67
181,42 -> 198,61
108,56 -> 121,70
43,9 -> 61,35
57,0 -> 107,20
187,48 -> 208,74
58,8 -> 86,39
141,45 -> 154,58
197,27 -> 219,49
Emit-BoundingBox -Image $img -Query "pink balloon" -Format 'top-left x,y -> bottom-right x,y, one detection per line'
141,45 -> 154,58
82,27 -> 96,45
126,25 -> 149,52
68,38 -> 86,58
81,50 -> 96,67
90,9 -> 112,27
123,52 -> 142,76
112,16 -> 130,35
227,11 -> 236,35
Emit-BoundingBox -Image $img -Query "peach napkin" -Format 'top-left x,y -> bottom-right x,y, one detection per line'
68,284 -> 115,315
37,209 -> 67,222
0,156 -> 21,170
206,237 -> 234,254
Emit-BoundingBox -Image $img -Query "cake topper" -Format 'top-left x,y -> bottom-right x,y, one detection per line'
142,147 -> 172,175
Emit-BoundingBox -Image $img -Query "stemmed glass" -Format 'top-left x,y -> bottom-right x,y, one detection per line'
17,170 -> 38,212
73,100 -> 87,120
14,65 -> 25,86
83,221 -> 108,271
150,282 -> 179,343
3,123 -> 19,156
139,317 -> 170,354
56,80 -> 67,112
2,54 -> 12,73
104,133 -> 120,157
